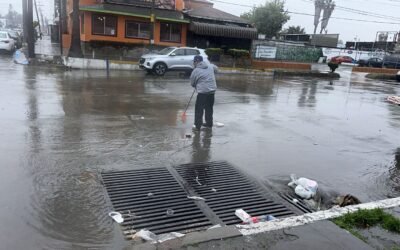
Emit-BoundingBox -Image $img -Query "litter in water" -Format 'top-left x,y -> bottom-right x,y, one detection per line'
166,209 -> 174,216
185,133 -> 192,139
288,174 -> 318,200
108,211 -> 124,223
187,195 -> 205,201
13,50 -> 29,65
387,96 -> 400,105
211,188 -> 217,192
147,192 -> 154,197
207,224 -> 222,230
195,176 -> 202,186
133,229 -> 185,243
235,209 -> 252,223
215,122 -> 225,127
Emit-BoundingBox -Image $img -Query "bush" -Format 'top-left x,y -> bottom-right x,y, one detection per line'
227,49 -> 250,68
227,49 -> 250,58
328,62 -> 339,72
205,48 -> 223,57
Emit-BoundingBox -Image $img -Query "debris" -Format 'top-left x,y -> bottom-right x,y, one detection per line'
147,192 -> 154,197
235,209 -> 252,223
108,211 -> 124,223
166,209 -> 174,216
133,229 -> 157,242
211,188 -> 217,192
195,176 -> 202,186
292,198 -> 299,204
387,96 -> 400,105
187,195 -> 205,201
141,116 -> 145,120
207,224 -> 222,230
288,174 -> 318,200
334,194 -> 361,207
13,50 -> 29,65
157,232 -> 185,243
185,133 -> 192,139
215,122 -> 225,127
133,230 -> 185,243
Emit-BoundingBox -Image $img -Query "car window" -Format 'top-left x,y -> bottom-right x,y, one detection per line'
185,49 -> 200,56
173,49 -> 185,56
158,47 -> 175,55
0,32 -> 7,39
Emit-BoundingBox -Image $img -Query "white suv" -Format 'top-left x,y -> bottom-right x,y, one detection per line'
139,47 -> 209,76
0,31 -> 16,52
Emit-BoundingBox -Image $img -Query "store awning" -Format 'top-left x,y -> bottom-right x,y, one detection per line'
189,22 -> 257,39
80,4 -> 190,23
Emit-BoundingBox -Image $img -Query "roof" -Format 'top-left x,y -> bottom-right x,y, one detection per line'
80,4 -> 190,23
189,21 -> 257,39
185,6 -> 249,25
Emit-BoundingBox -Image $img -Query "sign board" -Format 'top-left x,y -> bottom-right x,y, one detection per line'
255,46 -> 277,59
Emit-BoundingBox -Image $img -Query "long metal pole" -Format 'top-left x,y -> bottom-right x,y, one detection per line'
27,0 -> 35,58
58,0 -> 63,55
22,0 -> 28,43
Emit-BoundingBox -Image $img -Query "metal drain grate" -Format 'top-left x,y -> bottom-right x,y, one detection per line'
279,193 -> 313,214
174,161 -> 296,225
101,168 -> 213,237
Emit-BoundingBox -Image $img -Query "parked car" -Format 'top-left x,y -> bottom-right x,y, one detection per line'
0,31 -> 16,52
6,30 -> 23,49
383,54 -> 400,69
397,71 -> 400,82
139,47 -> 209,76
358,57 -> 383,68
330,56 -> 355,64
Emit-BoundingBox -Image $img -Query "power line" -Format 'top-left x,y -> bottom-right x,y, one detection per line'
209,0 -> 400,24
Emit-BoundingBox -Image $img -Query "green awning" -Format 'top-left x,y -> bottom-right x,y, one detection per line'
80,4 -> 190,23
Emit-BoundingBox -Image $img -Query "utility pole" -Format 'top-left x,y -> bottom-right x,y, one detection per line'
150,0 -> 155,45
26,0 -> 35,58
22,0 -> 28,43
58,0 -> 63,55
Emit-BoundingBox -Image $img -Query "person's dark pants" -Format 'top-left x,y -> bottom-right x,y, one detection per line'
195,93 -> 215,129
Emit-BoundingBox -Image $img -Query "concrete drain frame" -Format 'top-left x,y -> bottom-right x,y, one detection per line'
101,161 -> 303,240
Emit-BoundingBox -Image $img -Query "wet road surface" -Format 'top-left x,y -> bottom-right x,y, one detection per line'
0,53 -> 399,249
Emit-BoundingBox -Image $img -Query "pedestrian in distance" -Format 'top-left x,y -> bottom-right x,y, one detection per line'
190,55 -> 218,131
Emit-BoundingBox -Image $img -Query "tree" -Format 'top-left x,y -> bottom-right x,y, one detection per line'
241,0 -> 290,39
282,26 -> 306,34
68,0 -> 83,57
5,4 -> 22,29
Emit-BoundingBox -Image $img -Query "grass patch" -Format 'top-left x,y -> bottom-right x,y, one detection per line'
333,208 -> 400,235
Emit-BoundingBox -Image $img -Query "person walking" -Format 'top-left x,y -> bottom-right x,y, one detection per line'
190,55 -> 218,131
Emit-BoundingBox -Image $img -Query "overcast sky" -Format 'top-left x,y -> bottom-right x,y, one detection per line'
1,0 -> 399,42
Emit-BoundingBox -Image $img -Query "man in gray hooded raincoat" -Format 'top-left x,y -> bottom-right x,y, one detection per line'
190,55 -> 218,131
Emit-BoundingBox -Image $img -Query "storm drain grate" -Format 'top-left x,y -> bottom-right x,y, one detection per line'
101,168 -> 213,237
279,193 -> 313,214
174,161 -> 296,225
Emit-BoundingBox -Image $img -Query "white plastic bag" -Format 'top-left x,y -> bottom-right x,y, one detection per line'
288,174 -> 318,199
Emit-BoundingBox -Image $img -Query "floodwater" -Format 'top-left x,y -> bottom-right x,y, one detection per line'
0,53 -> 399,249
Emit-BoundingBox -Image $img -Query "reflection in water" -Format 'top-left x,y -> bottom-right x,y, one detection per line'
298,81 -> 317,108
192,130 -> 212,163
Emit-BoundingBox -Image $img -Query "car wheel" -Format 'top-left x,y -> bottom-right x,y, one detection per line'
153,62 -> 167,76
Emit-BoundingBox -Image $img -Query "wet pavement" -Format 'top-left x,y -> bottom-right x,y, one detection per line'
0,53 -> 400,249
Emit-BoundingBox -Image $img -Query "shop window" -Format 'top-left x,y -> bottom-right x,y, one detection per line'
160,23 -> 181,42
126,21 -> 150,39
92,14 -> 117,36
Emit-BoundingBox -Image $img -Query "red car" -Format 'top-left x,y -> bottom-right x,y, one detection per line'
330,56 -> 355,64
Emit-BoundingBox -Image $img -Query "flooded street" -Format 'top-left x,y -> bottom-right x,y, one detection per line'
0,54 -> 399,249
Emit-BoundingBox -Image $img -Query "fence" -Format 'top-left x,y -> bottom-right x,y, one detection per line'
252,40 -> 323,63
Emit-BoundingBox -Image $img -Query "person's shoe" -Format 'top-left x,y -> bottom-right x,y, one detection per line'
202,123 -> 213,128
192,125 -> 201,132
